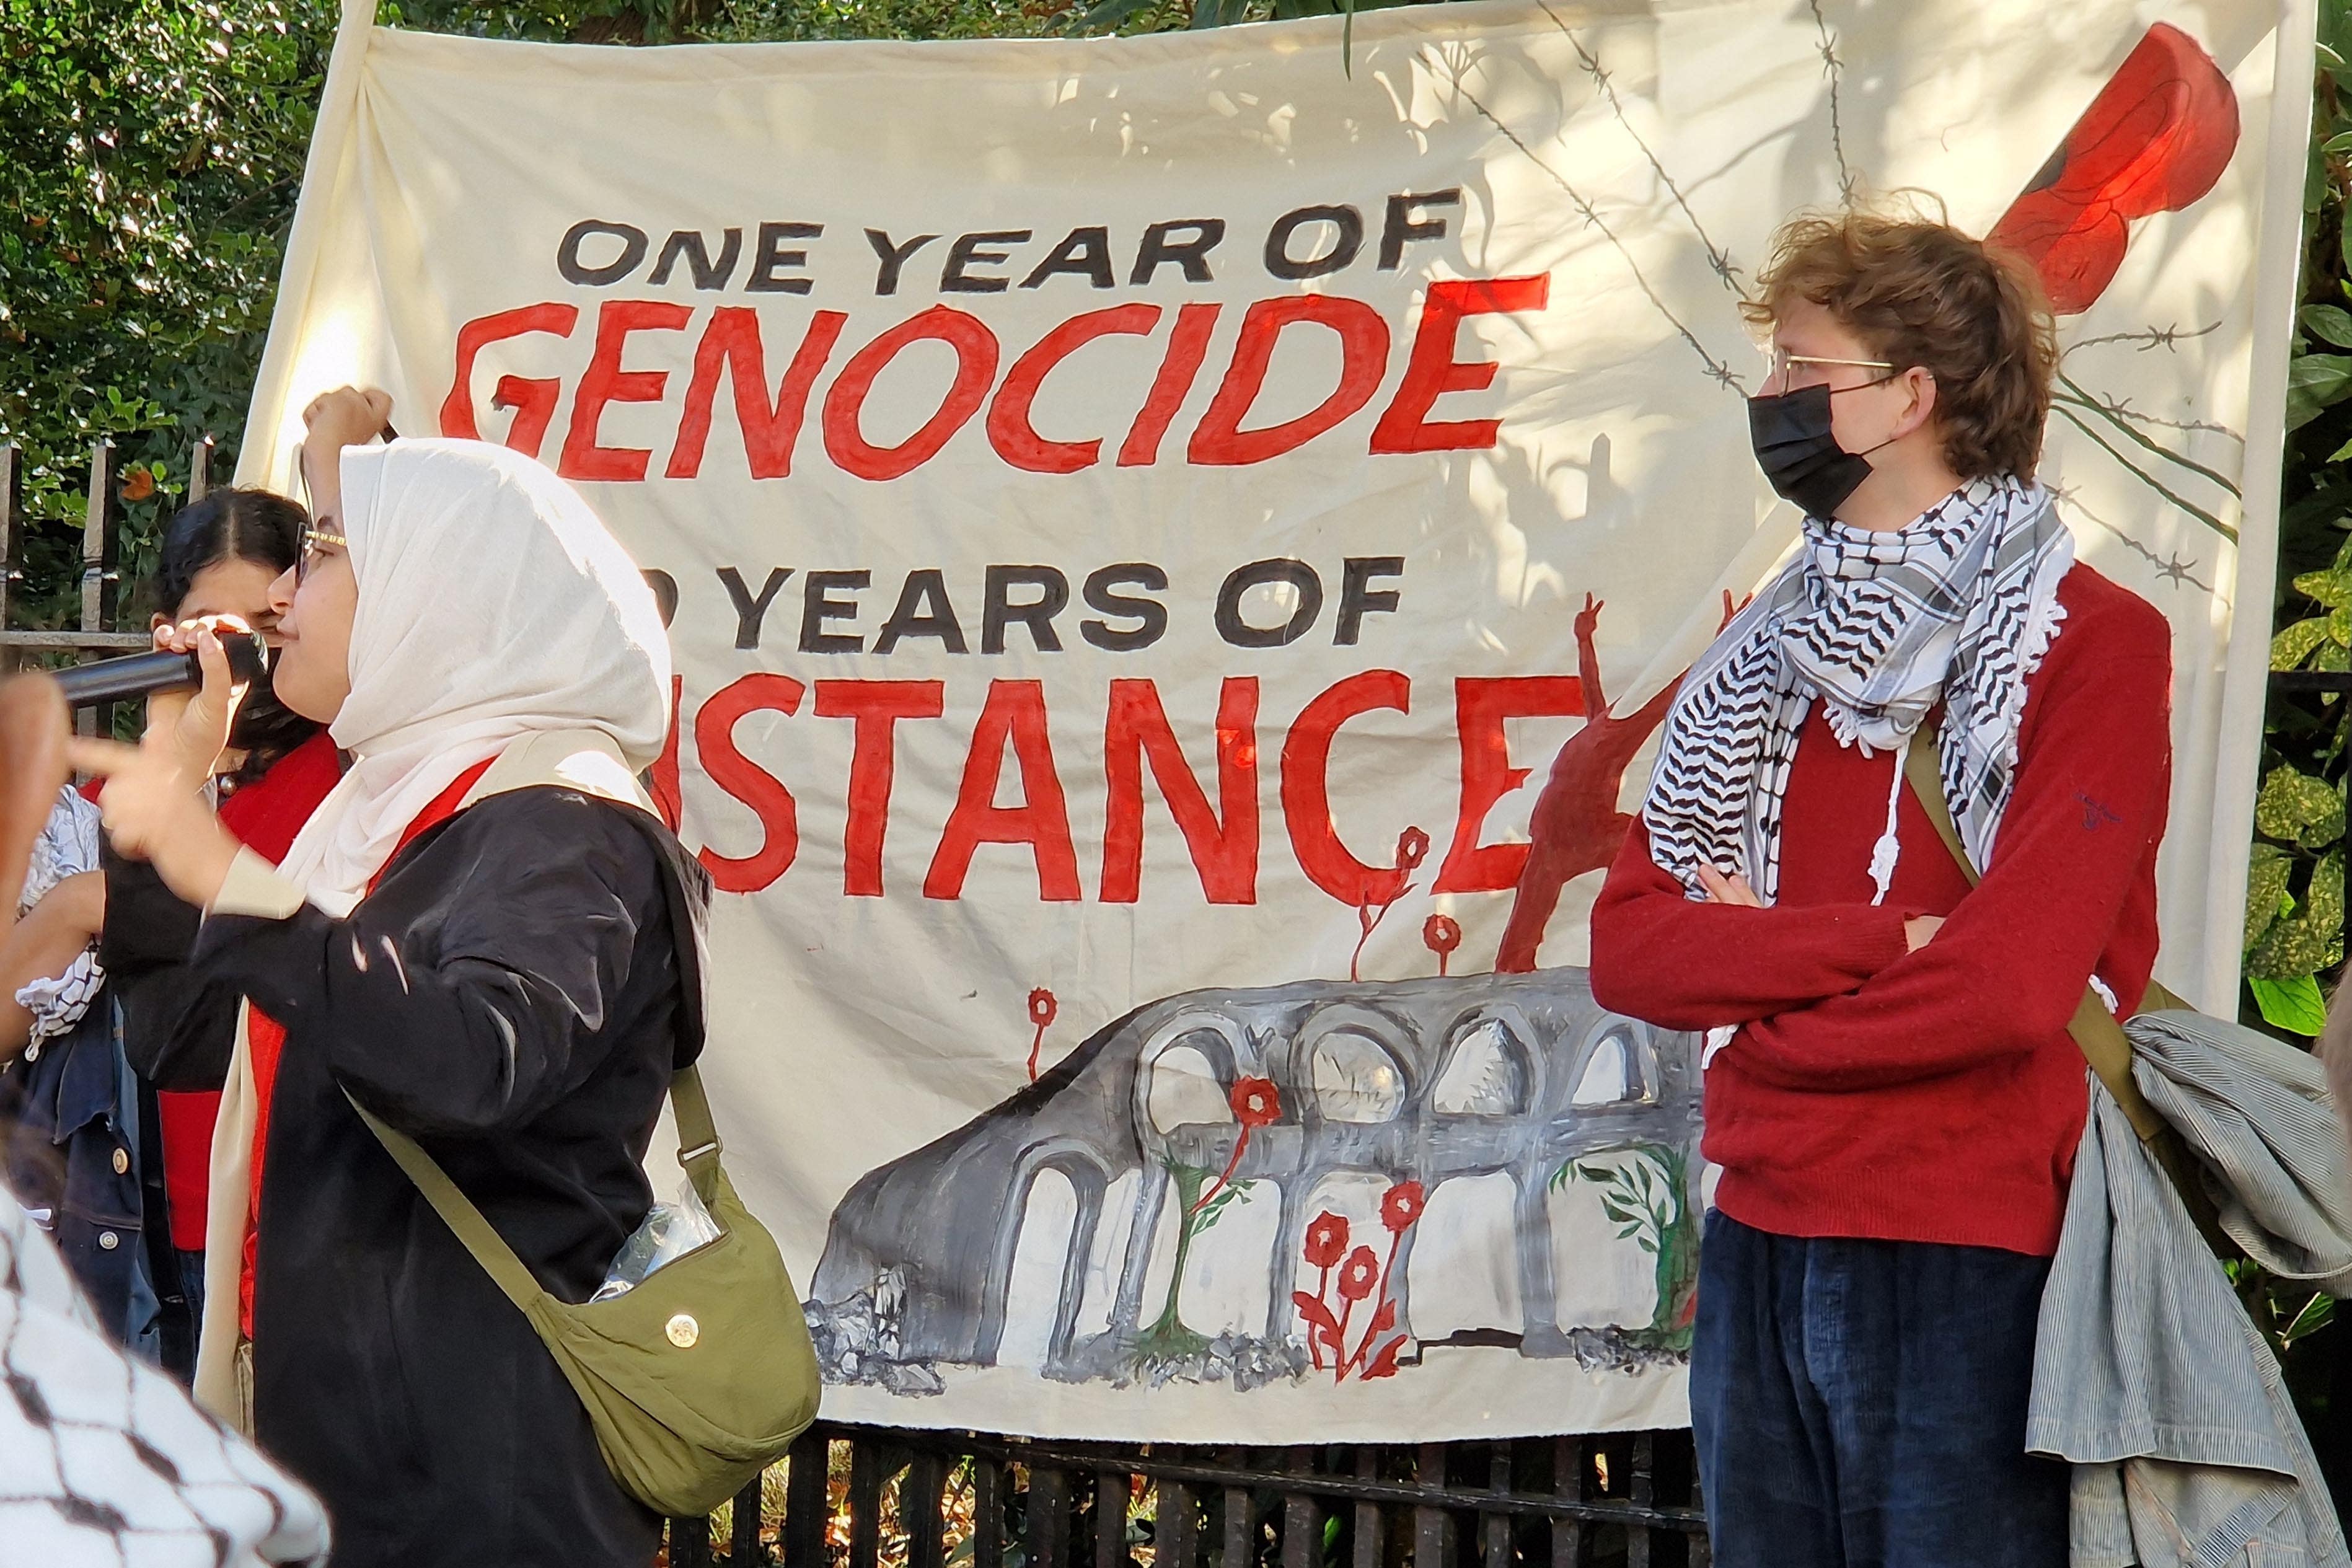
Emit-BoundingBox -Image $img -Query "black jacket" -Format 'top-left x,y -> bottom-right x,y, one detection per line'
100,843 -> 239,1092
192,785 -> 708,1568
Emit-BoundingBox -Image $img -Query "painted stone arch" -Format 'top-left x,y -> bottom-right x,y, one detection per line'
1292,1003 -> 1416,1125
983,1139 -> 1114,1371
1569,1016 -> 1658,1108
1135,1011 -> 1250,1141
1430,1007 -> 1538,1116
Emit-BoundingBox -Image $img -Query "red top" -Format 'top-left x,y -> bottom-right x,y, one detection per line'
239,754 -> 494,1339
1590,565 -> 2173,1257
151,733 -> 343,1253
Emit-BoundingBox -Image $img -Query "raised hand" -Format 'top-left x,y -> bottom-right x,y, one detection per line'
301,385 -> 394,447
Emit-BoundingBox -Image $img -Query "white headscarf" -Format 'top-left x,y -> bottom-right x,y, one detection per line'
278,438 -> 671,915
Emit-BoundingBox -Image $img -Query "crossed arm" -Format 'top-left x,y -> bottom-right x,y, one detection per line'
1588,645 -> 2170,1089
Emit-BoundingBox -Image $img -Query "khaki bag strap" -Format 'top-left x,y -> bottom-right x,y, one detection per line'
1898,729 -> 2232,1254
1897,731 -> 2167,1142
345,1063 -> 725,1316
669,1065 -> 725,1194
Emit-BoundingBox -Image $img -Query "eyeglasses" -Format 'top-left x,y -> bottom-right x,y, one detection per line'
296,519 -> 348,584
1761,346 -> 1898,394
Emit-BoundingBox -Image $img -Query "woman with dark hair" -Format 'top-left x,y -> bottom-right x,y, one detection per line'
0,485 -> 341,1376
143,487 -> 328,788
102,487 -> 346,1378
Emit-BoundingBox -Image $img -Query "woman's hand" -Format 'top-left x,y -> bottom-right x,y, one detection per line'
298,386 -> 392,540
302,385 -> 393,447
66,627 -> 247,909
147,617 -> 251,781
1904,915 -> 1944,952
68,741 -> 240,909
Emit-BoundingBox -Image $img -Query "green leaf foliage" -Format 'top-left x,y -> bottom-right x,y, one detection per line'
1,0 -> 341,626
2247,842 -> 2295,951
2306,303 -> 2352,349
2250,974 -> 2330,1035
2224,20 -> 2352,1434
2283,1291 -> 2338,1347
2255,766 -> 2346,849
2249,850 -> 2346,981
2275,617 -> 2335,670
2288,353 -> 2352,431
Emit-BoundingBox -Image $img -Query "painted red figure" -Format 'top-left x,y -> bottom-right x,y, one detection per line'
1988,22 -> 2237,315
1495,594 -> 1726,972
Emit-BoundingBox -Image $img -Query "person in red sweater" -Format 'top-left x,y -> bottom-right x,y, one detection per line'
1590,213 -> 2171,1567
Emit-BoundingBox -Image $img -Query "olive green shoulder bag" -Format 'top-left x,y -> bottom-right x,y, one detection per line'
350,1070 -> 819,1517
1901,726 -> 2234,1259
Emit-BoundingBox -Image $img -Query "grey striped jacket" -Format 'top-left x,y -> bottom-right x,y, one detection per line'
2028,1011 -> 2351,1567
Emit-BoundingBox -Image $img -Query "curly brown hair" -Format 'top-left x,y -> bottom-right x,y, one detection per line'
1743,210 -> 2058,481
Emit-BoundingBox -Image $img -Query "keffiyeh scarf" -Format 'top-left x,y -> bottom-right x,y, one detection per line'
1642,475 -> 2075,902
0,1180 -> 329,1563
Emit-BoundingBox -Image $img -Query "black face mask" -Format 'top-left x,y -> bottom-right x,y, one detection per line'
1746,382 -> 1888,520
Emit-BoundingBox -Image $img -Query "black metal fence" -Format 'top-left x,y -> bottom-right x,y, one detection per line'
665,1424 -> 1709,1568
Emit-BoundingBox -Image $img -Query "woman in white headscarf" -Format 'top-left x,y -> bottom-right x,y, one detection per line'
73,390 -> 706,1568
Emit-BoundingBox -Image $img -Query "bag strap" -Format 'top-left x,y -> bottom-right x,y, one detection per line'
346,1093 -> 547,1313
1896,731 -> 2169,1141
671,1065 -> 724,1192
1898,729 -> 2233,1254
348,1065 -> 725,1315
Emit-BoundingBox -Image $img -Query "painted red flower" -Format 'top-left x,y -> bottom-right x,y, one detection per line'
1422,915 -> 1460,955
1337,1245 -> 1380,1302
1422,914 -> 1461,975
1303,1210 -> 1350,1271
1381,1181 -> 1426,1235
1024,987 -> 1059,1081
1230,1076 -> 1281,1128
1190,1077 -> 1281,1217
1395,827 -> 1430,872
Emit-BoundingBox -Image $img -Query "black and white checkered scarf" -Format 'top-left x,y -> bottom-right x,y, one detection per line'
1642,476 -> 2074,901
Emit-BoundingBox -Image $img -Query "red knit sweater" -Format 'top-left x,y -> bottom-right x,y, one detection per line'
1590,564 -> 2172,1257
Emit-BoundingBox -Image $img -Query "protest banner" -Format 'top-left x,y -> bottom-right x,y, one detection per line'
240,0 -> 2309,1439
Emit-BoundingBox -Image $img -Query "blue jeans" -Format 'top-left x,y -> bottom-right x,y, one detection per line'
1691,1210 -> 2069,1568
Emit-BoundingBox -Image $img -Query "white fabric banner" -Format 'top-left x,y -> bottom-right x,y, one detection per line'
240,0 -> 2309,1441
